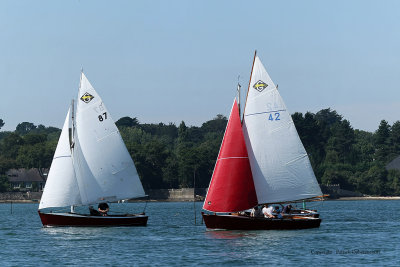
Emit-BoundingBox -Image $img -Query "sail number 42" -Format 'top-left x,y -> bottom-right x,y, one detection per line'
98,112 -> 107,122
268,112 -> 280,121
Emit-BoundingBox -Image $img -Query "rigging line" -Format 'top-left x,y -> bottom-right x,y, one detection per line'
142,195 -> 149,213
202,100 -> 235,204
237,75 -> 241,118
242,50 -> 257,122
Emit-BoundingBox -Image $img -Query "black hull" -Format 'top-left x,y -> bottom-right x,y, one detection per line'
202,213 -> 321,230
38,211 -> 148,227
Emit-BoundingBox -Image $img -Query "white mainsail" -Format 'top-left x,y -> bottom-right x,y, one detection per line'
243,55 -> 322,204
73,73 -> 145,205
39,109 -> 82,209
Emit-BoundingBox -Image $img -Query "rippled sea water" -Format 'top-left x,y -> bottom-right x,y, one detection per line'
0,200 -> 399,266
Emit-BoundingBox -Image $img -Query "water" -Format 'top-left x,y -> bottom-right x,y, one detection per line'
0,200 -> 399,266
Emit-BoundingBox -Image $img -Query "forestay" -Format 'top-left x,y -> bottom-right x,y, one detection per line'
242,56 -> 322,204
39,109 -> 82,209
73,73 -> 146,205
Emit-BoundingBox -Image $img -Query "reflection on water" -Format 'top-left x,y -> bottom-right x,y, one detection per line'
205,230 -> 251,239
41,226 -> 106,238
205,227 -> 312,241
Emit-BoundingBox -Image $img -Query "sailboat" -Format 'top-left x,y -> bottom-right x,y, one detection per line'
38,72 -> 148,227
202,52 -> 323,230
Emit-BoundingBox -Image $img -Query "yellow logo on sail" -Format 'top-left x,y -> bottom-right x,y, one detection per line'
80,92 -> 94,103
253,80 -> 268,92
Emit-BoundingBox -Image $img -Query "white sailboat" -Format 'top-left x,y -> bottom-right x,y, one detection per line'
38,72 -> 148,227
202,52 -> 323,230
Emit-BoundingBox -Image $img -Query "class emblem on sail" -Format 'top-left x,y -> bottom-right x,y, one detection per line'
253,80 -> 268,92
80,92 -> 94,103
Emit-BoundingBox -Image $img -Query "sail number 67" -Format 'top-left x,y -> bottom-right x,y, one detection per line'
98,112 -> 107,122
268,112 -> 280,121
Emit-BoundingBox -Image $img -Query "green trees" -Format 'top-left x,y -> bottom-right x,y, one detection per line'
116,117 -> 139,128
0,175 -> 9,192
0,131 -> 57,167
118,116 -> 226,190
15,122 -> 37,135
293,110 -> 400,196
0,123 -> 59,192
1,110 -> 400,195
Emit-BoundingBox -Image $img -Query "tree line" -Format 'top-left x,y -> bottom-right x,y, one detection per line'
0,109 -> 400,195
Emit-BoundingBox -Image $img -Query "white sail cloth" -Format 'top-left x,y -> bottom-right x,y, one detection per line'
39,73 -> 146,209
243,56 -> 322,204
39,109 -> 82,209
73,73 -> 145,205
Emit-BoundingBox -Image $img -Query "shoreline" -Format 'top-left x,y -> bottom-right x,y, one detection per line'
2,196 -> 400,204
334,196 -> 400,201
0,200 -> 40,203
0,199 -> 201,204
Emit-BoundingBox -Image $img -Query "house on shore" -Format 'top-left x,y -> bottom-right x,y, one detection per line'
386,156 -> 400,171
6,168 -> 48,192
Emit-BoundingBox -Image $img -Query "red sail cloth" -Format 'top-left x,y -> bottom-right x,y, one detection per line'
203,99 -> 258,212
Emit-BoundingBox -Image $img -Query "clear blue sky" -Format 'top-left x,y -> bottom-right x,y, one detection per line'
1,0 -> 399,132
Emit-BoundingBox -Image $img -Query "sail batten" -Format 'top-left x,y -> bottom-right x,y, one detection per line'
243,56 -> 322,204
218,156 -> 249,160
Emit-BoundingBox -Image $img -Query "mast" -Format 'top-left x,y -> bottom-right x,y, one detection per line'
69,71 -> 81,213
237,76 -> 241,118
242,50 -> 257,122
71,69 -> 82,148
71,99 -> 75,213
71,99 -> 75,147
193,168 -> 196,225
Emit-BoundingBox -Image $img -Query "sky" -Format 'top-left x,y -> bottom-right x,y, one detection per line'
0,0 -> 399,132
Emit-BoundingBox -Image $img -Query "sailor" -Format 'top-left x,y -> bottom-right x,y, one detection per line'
98,202 -> 109,216
250,205 -> 262,217
274,206 -> 283,219
282,204 -> 292,214
262,205 -> 275,218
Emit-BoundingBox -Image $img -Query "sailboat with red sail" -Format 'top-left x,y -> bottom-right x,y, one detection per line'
202,52 -> 323,230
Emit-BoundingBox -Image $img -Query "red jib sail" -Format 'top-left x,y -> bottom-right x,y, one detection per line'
203,99 -> 258,212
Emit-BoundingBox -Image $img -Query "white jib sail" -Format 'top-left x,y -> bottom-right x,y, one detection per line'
243,56 -> 322,204
39,109 -> 82,209
73,73 -> 145,205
